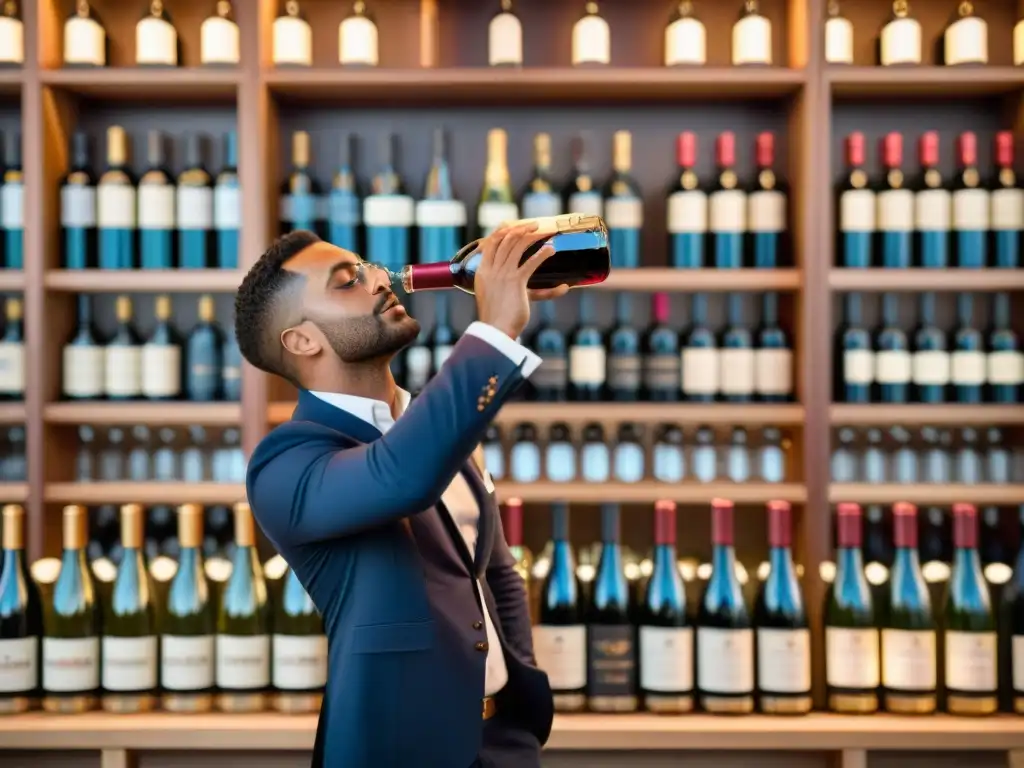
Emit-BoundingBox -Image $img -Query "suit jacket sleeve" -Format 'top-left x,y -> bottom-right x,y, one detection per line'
486,513 -> 537,666
247,334 -> 526,547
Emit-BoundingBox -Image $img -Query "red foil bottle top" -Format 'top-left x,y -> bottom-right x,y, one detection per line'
652,292 -> 670,323
995,131 -> 1014,167
654,500 -> 677,545
716,132 -> 736,167
952,503 -> 978,549
845,132 -> 866,166
918,131 -> 939,167
892,502 -> 918,548
502,498 -> 524,547
711,498 -> 734,546
408,261 -> 457,291
767,500 -> 792,548
882,132 -> 903,169
677,131 -> 697,168
755,132 -> 775,168
835,503 -> 862,549
958,131 -> 978,167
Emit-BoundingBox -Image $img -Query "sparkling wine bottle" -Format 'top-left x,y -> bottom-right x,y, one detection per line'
0,504 -> 41,714
271,564 -> 326,714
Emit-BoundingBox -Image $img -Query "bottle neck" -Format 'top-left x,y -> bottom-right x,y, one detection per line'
846,294 -> 862,324
835,545 -> 865,583
710,543 -> 736,578
653,542 -> 677,572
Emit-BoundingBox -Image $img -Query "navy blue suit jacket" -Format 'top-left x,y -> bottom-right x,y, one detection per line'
246,334 -> 553,768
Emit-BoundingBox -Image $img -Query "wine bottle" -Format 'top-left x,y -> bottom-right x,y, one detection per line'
402,323 -> 431,395
912,292 -> 949,404
62,295 -> 104,400
825,1 -> 853,64
666,131 -> 706,269
665,1 -> 705,66
951,293 -> 984,404
161,504 -> 215,713
397,213 -> 610,294
103,296 -> 142,400
0,1 -> 22,67
101,504 -> 157,714
875,293 -> 910,404
836,132 -> 874,268
521,133 -> 562,220
604,130 -> 642,270
642,292 -> 679,401
526,301 -> 567,401
572,2 -> 610,66
651,423 -> 683,483
187,295 -> 224,402
216,502 -> 270,713
586,503 -> 636,712
882,502 -> 937,714
0,505 -> 41,714
720,293 -> 754,403
61,132 -> 97,270
913,131 -> 950,269
732,0 -> 772,66
544,422 -> 575,483
503,498 -> 533,600
141,295 -> 182,401
877,132 -> 912,268
97,126 -> 136,271
826,503 -> 880,714
1003,505 -> 1024,713
697,498 -> 754,714
607,294 -> 640,402
201,1 -> 239,66
63,1 -> 106,67
754,292 -> 791,402
0,131 -> 21,270
135,0 -> 177,67
943,1 -> 987,66
755,500 -> 811,714
477,128 -> 518,238
837,293 -> 872,402
271,565 -> 326,714
681,293 -> 718,402
568,291 -> 605,401
564,134 -> 603,217
488,0 -> 522,67
748,132 -> 787,268
222,328 -> 242,401
0,298 -> 23,401
338,0 -> 378,67
214,130 -> 240,269
710,132 -> 746,269
879,0 -> 921,66
416,128 -> 465,268
323,134 -> 359,254
952,132 -> 989,269
273,0 -> 312,67
138,130 -> 174,270
987,292 -> 1022,403
992,131 -> 1021,269
42,505 -> 99,713
177,134 -> 214,269
639,500 -> 692,713
364,134 -> 414,275
430,293 -> 455,374
280,131 -> 318,236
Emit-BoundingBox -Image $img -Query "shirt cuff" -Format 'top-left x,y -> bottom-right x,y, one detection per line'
464,322 -> 542,378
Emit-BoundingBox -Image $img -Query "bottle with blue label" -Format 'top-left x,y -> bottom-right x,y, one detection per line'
603,130 -> 642,269
521,133 -> 562,220
991,131 -> 1021,269
0,131 -> 22,270
415,128 -> 465,266
177,134 -> 214,269
327,133 -> 360,254
564,133 -> 602,218
138,130 -> 174,269
666,132 -> 705,269
279,130 -> 319,236
477,128 -> 518,237
709,132 -> 746,269
364,133 -> 414,274
97,126 -> 137,270
61,132 -> 97,270
214,130 -> 240,269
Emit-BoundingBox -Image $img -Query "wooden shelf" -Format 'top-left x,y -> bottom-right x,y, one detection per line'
600,268 -> 801,292
829,484 -> 1024,506
45,402 -> 242,426
0,483 -> 28,502
44,269 -> 245,293
0,403 -> 25,423
828,269 -> 1024,292
0,70 -> 21,96
0,270 -> 26,290
39,68 -> 239,101
831,404 -> 1024,426
827,66 -> 1024,98
45,483 -> 245,505
495,482 -> 805,505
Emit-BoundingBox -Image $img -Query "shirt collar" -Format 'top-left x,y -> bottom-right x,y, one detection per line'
309,388 -> 411,433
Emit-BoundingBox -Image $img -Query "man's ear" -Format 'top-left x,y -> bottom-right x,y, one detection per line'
280,322 -> 322,358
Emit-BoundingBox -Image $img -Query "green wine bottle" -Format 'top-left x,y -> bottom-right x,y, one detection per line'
0,504 -> 42,714
216,501 -> 270,713
101,503 -> 157,713
161,503 -> 215,714
42,505 -> 99,713
271,563 -> 326,713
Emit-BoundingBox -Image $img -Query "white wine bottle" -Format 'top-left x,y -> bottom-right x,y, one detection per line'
943,1 -> 987,67
63,1 -> 106,67
0,1 -> 24,68
339,0 -> 378,67
879,0 -> 921,66
0,505 -> 41,714
488,0 -> 522,67
272,564 -> 327,713
135,0 -> 178,67
273,0 -> 312,67
732,0 -> 772,66
825,1 -> 853,64
572,2 -> 609,66
665,1 -> 705,67
201,1 -> 239,66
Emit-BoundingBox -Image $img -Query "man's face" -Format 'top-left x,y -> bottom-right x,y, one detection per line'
282,242 -> 420,363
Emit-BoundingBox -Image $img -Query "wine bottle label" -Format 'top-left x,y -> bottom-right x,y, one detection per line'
643,354 -> 679,391
1016,20 -> 1024,66
756,627 -> 811,694
824,17 -> 853,64
992,189 -> 1024,236
612,443 -> 644,483
488,12 -> 523,66
951,350 -> 986,386
748,190 -> 785,233
363,195 -> 415,228
710,190 -> 746,233
696,627 -> 754,694
339,16 -> 378,66
952,188 -> 990,231
880,18 -> 922,66
477,201 -> 519,236
911,350 -> 951,386
587,624 -> 636,697
692,446 -> 716,482
273,17 -> 312,66
571,15 -> 610,66
433,345 -> 454,372
272,634 -> 328,690
280,194 -> 314,226
568,345 -> 606,386
667,191 -> 707,233
161,634 -> 214,690
141,344 -> 182,398
608,354 -> 641,392
214,185 -> 242,230
914,189 -> 951,230
102,635 -> 157,692
944,17 -> 987,66
1012,635 -> 1024,692
64,17 -> 106,66
509,443 -> 541,483
42,636 -> 99,692
0,342 -> 24,393
840,189 -> 875,231
533,354 -> 568,391
533,625 -> 586,691
987,350 -> 1024,385
580,444 -> 610,482
681,347 -> 719,395
98,185 -> 137,228
754,348 -> 792,396
178,186 -> 214,230
719,349 -> 755,396
945,630 -> 996,692
138,185 -> 176,229
136,18 -> 178,66
404,347 -> 431,390
843,349 -> 874,385
482,443 -> 505,480
665,18 -> 706,66
874,350 -> 911,384
201,16 -> 240,65
414,199 -> 467,228
604,198 -> 643,230
825,627 -> 880,688
521,193 -> 563,220
0,17 -> 23,64
216,634 -> 270,690
0,636 -> 37,693
639,626 -> 693,692
104,345 -> 143,397
731,14 -> 772,66
61,185 -> 97,228
62,345 -> 105,397
545,444 -> 575,483
881,629 -> 936,690
876,189 -> 913,231
567,192 -> 603,218
759,447 -> 784,482
652,444 -> 684,483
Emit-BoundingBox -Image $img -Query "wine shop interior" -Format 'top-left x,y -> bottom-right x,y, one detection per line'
1,0 -> 1024,765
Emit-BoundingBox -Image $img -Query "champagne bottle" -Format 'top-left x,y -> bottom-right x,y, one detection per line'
0,504 -> 41,713
477,128 -> 518,237
415,128 -> 466,265
135,0 -> 178,67
104,295 -> 143,400
271,565 -> 326,714
200,1 -> 239,66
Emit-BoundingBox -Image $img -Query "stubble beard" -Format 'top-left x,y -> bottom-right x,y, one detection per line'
317,313 -> 420,364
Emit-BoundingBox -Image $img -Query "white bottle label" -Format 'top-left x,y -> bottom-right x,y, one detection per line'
161,634 -> 214,691
545,443 -> 576,483
0,183 -> 22,229
136,17 -> 178,66
201,16 -> 240,65
138,185 -> 176,229
567,193 -> 602,218
652,444 -> 684,483
709,190 -> 746,233
719,348 -> 755,396
944,630 -> 996,692
843,349 -> 874,385
639,626 -> 693,693
339,16 -> 378,66
697,627 -> 753,694
214,185 -> 241,230
754,348 -> 792,396
612,443 -> 644,483
579,444 -> 609,483
880,17 -> 922,66
569,346 -> 606,386
272,634 -> 328,690
953,188 -> 990,231
97,185 -> 137,229
603,198 -> 643,230
477,201 -> 519,236
991,187 -> 1024,230
64,17 -> 106,66
61,185 -> 97,228
1016,20 -> 1024,66
951,350 -> 986,386
104,345 -> 142,397
732,14 -> 772,65
572,15 -> 610,65
0,636 -> 37,693
840,189 -> 875,231
757,627 -> 811,693
914,188 -> 951,230
825,627 -> 880,688
216,634 -> 270,689
912,350 -> 950,386
881,628 -> 936,690
681,347 -> 719,395
363,195 -> 415,228
875,350 -> 911,384
944,16 -> 988,66
273,16 -> 313,66
988,350 -> 1024,385
665,18 -> 705,66
532,625 -> 586,691
42,636 -> 99,692
509,442 -> 541,483
666,191 -> 707,233
748,190 -> 786,233
0,17 -> 23,64
0,342 -> 24,393
177,186 -> 213,230
102,635 -> 157,692
824,17 -> 853,64
62,345 -> 105,398
482,443 -> 505,481
141,344 -> 182,398
488,12 -> 522,66
1012,635 -> 1024,691
877,189 -> 913,230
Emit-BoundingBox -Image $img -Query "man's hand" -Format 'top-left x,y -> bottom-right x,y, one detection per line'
473,222 -> 570,340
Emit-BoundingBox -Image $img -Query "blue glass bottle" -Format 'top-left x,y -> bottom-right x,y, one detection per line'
666,132 -> 706,269
185,295 -> 223,402
755,292 -> 792,402
603,131 -> 642,270
875,293 -> 910,403
430,293 -> 455,376
279,131 -> 318,236
0,131 -> 23,270
564,134 -> 603,219
526,301 -> 567,401
607,293 -> 640,402
177,134 -> 214,270
681,293 -> 718,403
986,292 -> 1021,403
221,329 -> 242,402
951,293 -> 984,404
836,132 -> 874,268
877,132 -> 912,269
836,292 -> 872,403
991,131 -> 1021,269
642,292 -> 679,401
568,291 -> 605,402
137,130 -> 174,270
415,128 -> 464,267
214,131 -> 240,269
720,293 -> 754,403
364,133 -> 414,275
327,133 -> 360,254
911,292 -> 948,404
61,132 -> 97,270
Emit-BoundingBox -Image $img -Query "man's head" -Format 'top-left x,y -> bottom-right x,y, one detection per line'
234,231 -> 420,388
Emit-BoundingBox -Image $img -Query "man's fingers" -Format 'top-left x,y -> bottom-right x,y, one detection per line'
528,285 -> 570,302
494,222 -> 538,270
520,241 -> 556,279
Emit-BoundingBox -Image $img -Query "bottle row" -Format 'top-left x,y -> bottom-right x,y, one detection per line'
835,292 -> 1022,405
0,131 -> 22,272
836,131 -> 1022,270
484,423 -> 791,486
0,427 -> 24,483
62,128 -> 240,271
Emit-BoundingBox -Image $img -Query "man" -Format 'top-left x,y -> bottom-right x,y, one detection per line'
237,222 -> 564,768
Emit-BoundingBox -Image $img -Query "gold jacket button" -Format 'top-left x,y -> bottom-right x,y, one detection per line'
472,620 -> 484,630
474,641 -> 489,652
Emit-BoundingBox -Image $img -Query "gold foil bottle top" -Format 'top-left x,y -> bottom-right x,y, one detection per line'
197,294 -> 215,322
485,128 -> 509,186
177,503 -> 204,549
534,133 -> 552,169
76,0 -> 89,16
154,295 -> 172,321
62,505 -> 88,550
292,131 -> 310,167
150,0 -> 164,16
5,297 -> 21,322
585,1 -> 598,15
233,501 -> 255,548
612,130 -> 632,173
115,295 -> 133,323
107,126 -> 128,166
353,0 -> 366,14
285,0 -> 299,15
2,504 -> 24,550
216,0 -> 232,17
120,504 -> 144,550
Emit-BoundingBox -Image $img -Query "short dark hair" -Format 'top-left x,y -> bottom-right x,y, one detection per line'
235,230 -> 321,384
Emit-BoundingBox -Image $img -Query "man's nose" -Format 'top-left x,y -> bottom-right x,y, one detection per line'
364,263 -> 392,294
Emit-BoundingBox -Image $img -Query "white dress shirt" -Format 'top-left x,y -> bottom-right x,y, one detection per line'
312,321 -> 540,697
